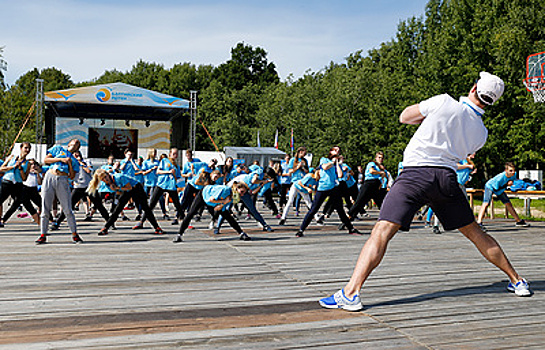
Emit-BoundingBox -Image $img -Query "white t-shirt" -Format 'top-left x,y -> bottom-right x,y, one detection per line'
402,94 -> 487,171
23,172 -> 39,188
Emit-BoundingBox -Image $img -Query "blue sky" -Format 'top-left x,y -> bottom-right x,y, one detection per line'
1,0 -> 429,86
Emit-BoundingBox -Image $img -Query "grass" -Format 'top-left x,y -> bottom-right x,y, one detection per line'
473,198 -> 545,222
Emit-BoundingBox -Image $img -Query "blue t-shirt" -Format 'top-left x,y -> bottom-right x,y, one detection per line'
288,157 -> 307,183
457,159 -> 472,186
485,171 -> 517,195
238,173 -> 260,192
156,158 -> 180,191
279,160 -> 291,185
2,156 -> 29,183
120,159 -> 140,178
318,157 -> 338,191
228,168 -> 242,183
182,158 -> 202,181
381,169 -> 390,189
110,173 -> 140,191
202,185 -> 232,210
258,176 -> 273,196
98,164 -> 116,193
188,162 -> 213,190
47,145 -> 80,175
364,161 -> 382,181
143,159 -> 159,188
0,159 -> 4,180
341,164 -> 356,188
294,173 -> 318,194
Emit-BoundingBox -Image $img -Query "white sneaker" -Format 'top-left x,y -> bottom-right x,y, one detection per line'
208,220 -> 216,230
507,278 -> 532,297
318,289 -> 363,311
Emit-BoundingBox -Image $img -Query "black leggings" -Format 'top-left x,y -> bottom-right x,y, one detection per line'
56,188 -> 110,225
300,186 -> 353,232
279,183 -> 291,208
178,191 -> 243,236
3,185 -> 40,221
146,186 -> 167,214
141,186 -> 182,223
347,179 -> 385,218
0,181 -> 24,221
262,188 -> 279,215
104,184 -> 159,230
324,182 -> 358,216
179,184 -> 200,214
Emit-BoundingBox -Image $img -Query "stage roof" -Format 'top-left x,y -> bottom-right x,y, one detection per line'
44,83 -> 189,122
45,82 -> 189,109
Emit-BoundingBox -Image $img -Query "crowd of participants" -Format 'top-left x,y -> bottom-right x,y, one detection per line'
0,137 -> 529,245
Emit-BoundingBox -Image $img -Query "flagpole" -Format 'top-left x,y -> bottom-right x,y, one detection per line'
290,128 -> 294,156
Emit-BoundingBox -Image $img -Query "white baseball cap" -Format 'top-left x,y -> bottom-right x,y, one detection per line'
476,72 -> 505,105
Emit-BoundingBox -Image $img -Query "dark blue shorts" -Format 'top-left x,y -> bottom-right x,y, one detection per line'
379,167 -> 475,231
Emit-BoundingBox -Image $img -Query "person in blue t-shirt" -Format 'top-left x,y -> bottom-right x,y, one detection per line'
278,154 -> 292,210
119,148 -> 143,216
477,162 -> 529,229
173,172 -> 252,242
97,155 -> 118,213
288,147 -> 309,216
35,139 -> 82,244
180,149 -> 202,183
323,156 -> 358,218
259,160 -> 280,217
51,150 -> 110,230
135,148 -> 184,228
346,151 -> 388,220
0,142 -> 32,227
142,148 -> 168,219
457,154 -> 476,194
3,158 -> 43,225
88,169 -> 163,236
296,146 -> 360,237
215,166 -> 274,234
279,168 -> 319,225
178,158 -> 217,219
119,148 -> 141,178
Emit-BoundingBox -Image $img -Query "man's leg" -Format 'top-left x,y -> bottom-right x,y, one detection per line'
39,172 -> 56,236
343,220 -> 400,298
477,202 -> 490,223
458,221 -> 520,283
56,177 -> 78,235
504,202 -> 522,222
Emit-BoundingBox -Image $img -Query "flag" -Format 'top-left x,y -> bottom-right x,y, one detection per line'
274,129 -> 278,149
290,128 -> 294,153
257,130 -> 261,147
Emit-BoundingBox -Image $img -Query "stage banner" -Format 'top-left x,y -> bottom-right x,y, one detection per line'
45,82 -> 189,108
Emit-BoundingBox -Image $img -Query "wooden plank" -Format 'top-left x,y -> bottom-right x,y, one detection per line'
0,208 -> 543,349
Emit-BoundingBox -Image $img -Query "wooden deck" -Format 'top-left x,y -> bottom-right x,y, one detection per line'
0,206 -> 543,349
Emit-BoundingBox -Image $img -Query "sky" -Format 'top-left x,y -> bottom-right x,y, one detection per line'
1,0 -> 429,87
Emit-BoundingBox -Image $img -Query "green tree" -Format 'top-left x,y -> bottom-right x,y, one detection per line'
212,42 -> 279,90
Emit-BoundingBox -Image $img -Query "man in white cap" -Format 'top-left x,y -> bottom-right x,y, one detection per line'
319,72 -> 532,312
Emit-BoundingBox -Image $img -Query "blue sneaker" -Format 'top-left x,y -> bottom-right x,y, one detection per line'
319,289 -> 363,311
507,278 -> 532,297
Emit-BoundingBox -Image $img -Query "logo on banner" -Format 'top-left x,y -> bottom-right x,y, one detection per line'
96,88 -> 111,102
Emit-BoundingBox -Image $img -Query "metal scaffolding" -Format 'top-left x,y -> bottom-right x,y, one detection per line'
34,79 -> 44,160
189,90 -> 198,151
